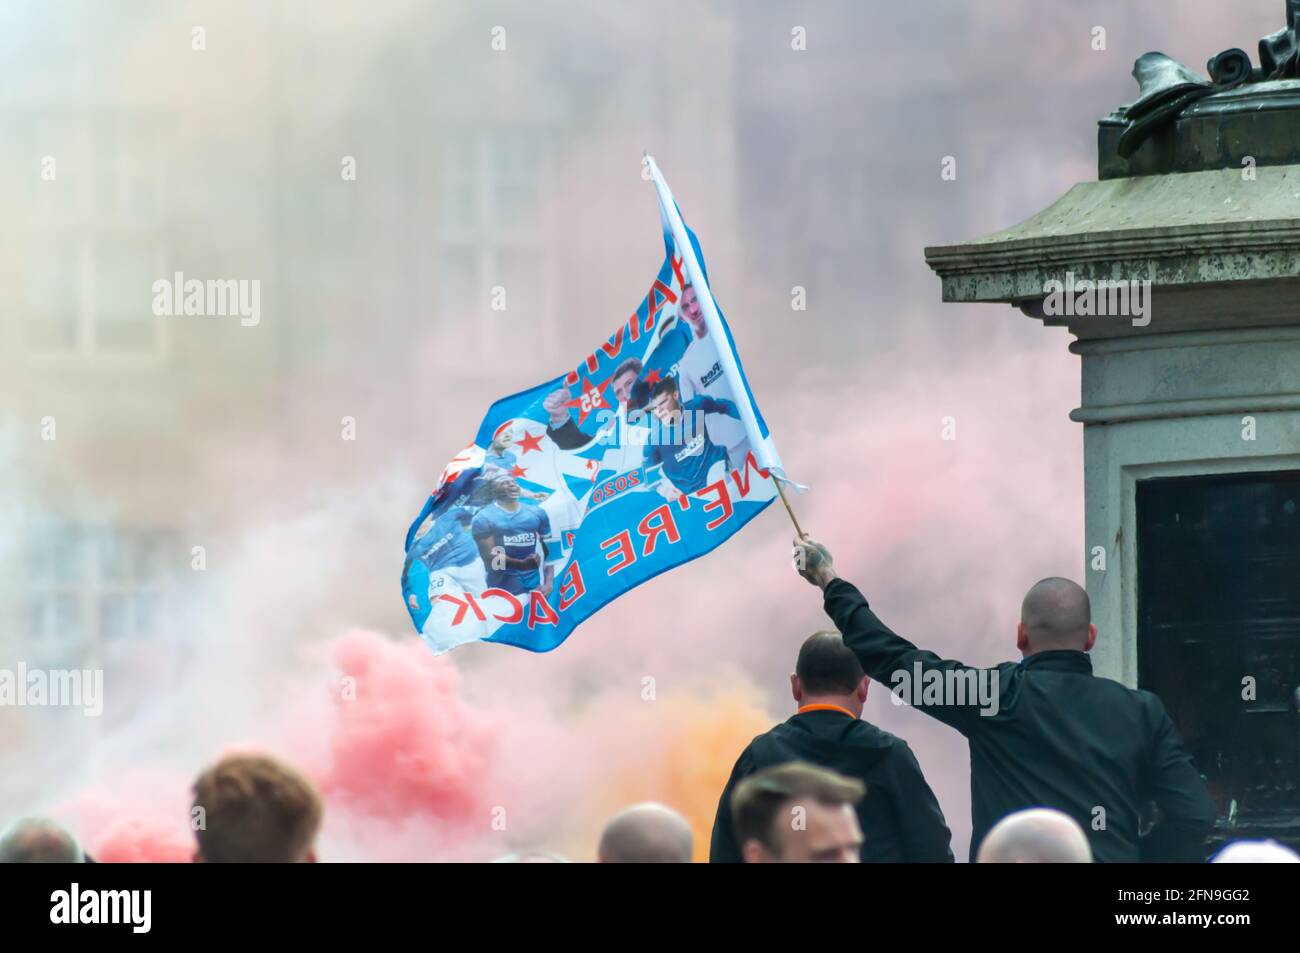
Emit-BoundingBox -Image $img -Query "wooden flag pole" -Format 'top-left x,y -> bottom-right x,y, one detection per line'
772,475 -> 806,539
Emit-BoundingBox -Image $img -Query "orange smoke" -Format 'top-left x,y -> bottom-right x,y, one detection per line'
570,684 -> 775,862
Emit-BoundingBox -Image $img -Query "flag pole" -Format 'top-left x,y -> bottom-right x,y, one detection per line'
772,475 -> 806,539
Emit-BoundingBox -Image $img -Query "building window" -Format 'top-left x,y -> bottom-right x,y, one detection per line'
27,521 -> 177,660
23,110 -> 168,361
27,522 -> 86,658
436,128 -> 554,357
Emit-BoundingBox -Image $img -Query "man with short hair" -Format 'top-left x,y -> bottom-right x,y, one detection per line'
731,762 -> 865,863
0,817 -> 86,863
191,753 -> 323,863
597,803 -> 693,863
976,808 -> 1093,863
711,631 -> 952,863
793,537 -> 1216,862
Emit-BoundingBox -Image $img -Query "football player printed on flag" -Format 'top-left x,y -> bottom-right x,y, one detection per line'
538,289 -> 694,451
627,312 -> 692,412
403,504 -> 493,651
540,359 -> 640,452
482,422 -> 551,502
641,374 -> 741,502
539,361 -> 647,481
674,282 -> 748,469
470,473 -> 554,597
405,505 -> 487,606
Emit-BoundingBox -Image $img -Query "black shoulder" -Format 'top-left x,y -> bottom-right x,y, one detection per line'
846,719 -> 906,751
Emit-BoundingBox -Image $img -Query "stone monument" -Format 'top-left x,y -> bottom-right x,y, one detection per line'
925,5 -> 1300,852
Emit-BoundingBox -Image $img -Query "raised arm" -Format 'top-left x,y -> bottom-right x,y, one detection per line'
794,538 -> 990,735
542,387 -> 590,450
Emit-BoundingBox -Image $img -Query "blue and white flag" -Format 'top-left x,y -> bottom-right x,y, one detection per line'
402,158 -> 796,654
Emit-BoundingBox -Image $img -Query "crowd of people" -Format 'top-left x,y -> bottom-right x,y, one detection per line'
3,535 -> 1299,864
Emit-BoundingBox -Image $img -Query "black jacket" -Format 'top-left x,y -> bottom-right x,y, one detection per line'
709,707 -> 954,863
824,579 -> 1217,862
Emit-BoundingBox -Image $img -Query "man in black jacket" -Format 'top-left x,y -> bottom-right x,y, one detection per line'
793,537 -> 1217,863
710,630 -> 954,862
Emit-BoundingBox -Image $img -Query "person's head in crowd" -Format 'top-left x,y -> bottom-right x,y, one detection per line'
976,808 -> 1092,863
597,802 -> 693,863
679,283 -> 706,335
191,753 -> 323,863
611,357 -> 644,407
0,817 -> 86,863
792,631 -> 868,717
492,850 -> 571,863
732,761 -> 864,863
1017,577 -> 1097,657
1211,839 -> 1300,863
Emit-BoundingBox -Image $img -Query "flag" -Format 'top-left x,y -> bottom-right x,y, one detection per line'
402,158 -> 796,654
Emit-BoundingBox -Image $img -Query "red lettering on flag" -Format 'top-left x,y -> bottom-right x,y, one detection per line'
601,530 -> 636,575
558,560 -> 586,610
670,254 -> 687,290
599,323 -> 625,360
646,279 -> 678,326
437,592 -> 487,626
729,450 -> 770,498
528,590 -> 559,628
698,478 -> 735,530
482,588 -> 523,624
638,504 -> 681,557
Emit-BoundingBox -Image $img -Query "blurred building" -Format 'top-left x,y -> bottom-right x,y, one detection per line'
0,0 -> 739,806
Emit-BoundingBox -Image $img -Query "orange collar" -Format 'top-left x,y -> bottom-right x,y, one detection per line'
797,703 -> 857,719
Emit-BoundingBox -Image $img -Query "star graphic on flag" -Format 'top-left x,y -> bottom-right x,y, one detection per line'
644,368 -> 662,386
511,465 -> 527,479
565,376 -> 610,424
516,430 -> 544,454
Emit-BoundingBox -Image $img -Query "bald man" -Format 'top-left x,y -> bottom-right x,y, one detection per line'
1211,839 -> 1300,863
794,537 -> 1215,863
597,803 -> 693,863
0,817 -> 86,863
977,808 -> 1093,863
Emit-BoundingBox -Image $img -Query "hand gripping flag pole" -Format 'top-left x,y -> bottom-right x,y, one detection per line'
772,475 -> 806,539
642,153 -> 808,538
